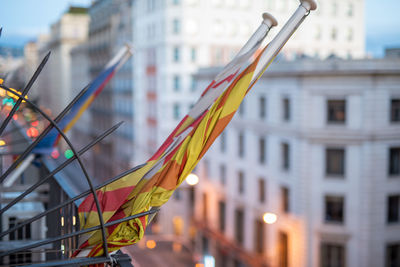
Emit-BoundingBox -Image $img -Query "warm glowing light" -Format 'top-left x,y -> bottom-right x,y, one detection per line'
72,216 -> 76,226
172,242 -> 182,253
12,114 -> 18,120
0,140 -> 5,146
31,120 -> 39,127
186,173 -> 199,186
51,149 -> 60,159
61,216 -> 64,227
146,240 -> 156,249
64,149 -> 74,159
26,127 -> 39,138
195,264 -> 204,267
263,212 -> 277,224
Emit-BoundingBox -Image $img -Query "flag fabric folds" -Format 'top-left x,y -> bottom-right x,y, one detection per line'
32,46 -> 132,154
75,20 -> 272,257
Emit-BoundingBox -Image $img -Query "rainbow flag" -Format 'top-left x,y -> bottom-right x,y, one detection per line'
74,20 -> 272,257
33,46 -> 132,153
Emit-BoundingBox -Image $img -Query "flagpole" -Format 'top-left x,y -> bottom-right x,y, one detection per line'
213,12 -> 277,83
250,0 -> 317,84
3,154 -> 35,187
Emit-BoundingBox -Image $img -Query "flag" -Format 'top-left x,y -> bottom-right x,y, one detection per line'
32,46 -> 132,153
75,20 -> 272,257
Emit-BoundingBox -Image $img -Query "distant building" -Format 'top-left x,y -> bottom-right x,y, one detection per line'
385,48 -> 400,58
132,0 -> 367,251
37,6 -> 89,116
187,56 -> 400,267
132,0 -> 366,169
81,0 -> 135,179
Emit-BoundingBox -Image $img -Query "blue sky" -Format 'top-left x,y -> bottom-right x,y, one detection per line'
0,0 -> 399,57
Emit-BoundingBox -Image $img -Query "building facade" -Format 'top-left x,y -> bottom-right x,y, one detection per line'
132,0 -> 367,256
85,0 -> 135,180
37,7 -> 89,116
188,57 -> 400,267
132,0 -> 365,167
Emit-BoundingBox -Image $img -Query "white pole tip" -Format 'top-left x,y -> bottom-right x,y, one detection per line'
262,12 -> 278,27
300,0 -> 317,11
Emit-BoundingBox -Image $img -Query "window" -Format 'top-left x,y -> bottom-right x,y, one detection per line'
219,164 -> 226,185
326,148 -> 345,176
238,132 -> 244,158
254,219 -> 265,254
220,131 -> 226,153
174,188 -> 181,200
259,96 -> 266,119
238,171 -> 244,194
281,186 -> 290,212
278,231 -> 289,267
320,242 -> 346,267
347,3 -> 353,16
327,100 -> 346,124
147,0 -> 155,12
259,137 -> 266,164
315,25 -> 322,40
347,28 -> 353,42
239,101 -> 245,116
191,77 -> 197,91
282,142 -> 290,170
203,159 -> 209,177
173,216 -> 184,236
235,208 -> 244,244
9,217 -> 31,241
332,2 -> 338,16
202,235 -> 209,254
386,243 -> 400,267
219,201 -> 226,232
191,47 -> 197,62
203,192 -> 208,222
173,46 -> 180,62
391,99 -> 400,122
325,196 -> 345,223
387,195 -> 400,223
283,97 -> 290,121
389,147 -> 400,175
172,18 -> 180,34
173,103 -> 181,119
331,28 -> 337,40
258,178 -> 266,203
173,75 -> 180,91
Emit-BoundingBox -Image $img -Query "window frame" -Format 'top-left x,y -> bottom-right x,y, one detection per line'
325,147 -> 346,177
324,195 -> 345,224
327,99 -> 346,124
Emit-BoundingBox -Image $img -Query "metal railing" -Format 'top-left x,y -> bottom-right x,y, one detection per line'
0,54 -> 154,266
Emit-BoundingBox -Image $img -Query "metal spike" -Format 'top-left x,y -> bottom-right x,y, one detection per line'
0,83 -> 90,183
0,208 -> 159,257
0,122 -> 124,215
0,51 -> 51,136
0,162 -> 145,239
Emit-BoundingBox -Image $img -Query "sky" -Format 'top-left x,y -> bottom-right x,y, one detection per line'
0,0 -> 399,58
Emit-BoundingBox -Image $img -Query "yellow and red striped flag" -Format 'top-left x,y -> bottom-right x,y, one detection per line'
74,19 -> 273,257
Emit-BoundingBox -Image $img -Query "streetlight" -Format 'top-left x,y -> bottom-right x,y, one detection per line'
263,212 -> 277,224
185,173 -> 199,186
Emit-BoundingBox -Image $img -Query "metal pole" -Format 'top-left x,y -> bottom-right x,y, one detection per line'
0,85 -> 111,258
0,83 -> 90,184
0,122 -> 124,215
0,208 -> 160,257
251,0 -> 317,84
0,163 -> 145,239
0,52 -> 50,136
